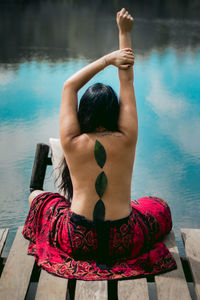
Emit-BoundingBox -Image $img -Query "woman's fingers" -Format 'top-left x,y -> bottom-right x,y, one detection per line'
118,8 -> 133,20
118,8 -> 129,18
125,56 -> 134,63
122,48 -> 134,56
124,11 -> 129,18
123,51 -> 134,58
128,14 -> 134,21
124,50 -> 134,56
122,55 -> 134,65
120,8 -> 126,14
126,58 -> 134,65
122,47 -> 133,51
117,8 -> 134,33
109,49 -> 134,68
123,52 -> 135,64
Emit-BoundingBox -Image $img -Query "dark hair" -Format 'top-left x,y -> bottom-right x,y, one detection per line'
78,83 -> 119,133
58,83 -> 119,199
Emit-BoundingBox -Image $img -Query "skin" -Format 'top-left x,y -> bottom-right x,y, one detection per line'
29,8 -> 138,221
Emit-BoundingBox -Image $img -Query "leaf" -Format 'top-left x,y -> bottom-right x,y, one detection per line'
94,140 -> 106,168
95,171 -> 107,198
93,199 -> 105,222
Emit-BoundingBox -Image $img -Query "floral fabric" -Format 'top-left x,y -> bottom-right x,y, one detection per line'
22,193 -> 177,280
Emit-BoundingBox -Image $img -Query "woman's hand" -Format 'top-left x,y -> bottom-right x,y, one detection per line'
116,8 -> 134,33
105,48 -> 134,70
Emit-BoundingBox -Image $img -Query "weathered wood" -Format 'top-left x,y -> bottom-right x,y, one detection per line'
35,269 -> 68,300
49,138 -> 65,195
118,278 -> 149,300
75,280 -> 107,300
181,228 -> 200,300
0,229 -> 9,256
155,230 -> 191,300
0,226 -> 35,300
30,143 -> 49,192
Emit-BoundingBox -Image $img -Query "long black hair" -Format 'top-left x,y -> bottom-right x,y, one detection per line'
58,83 -> 119,200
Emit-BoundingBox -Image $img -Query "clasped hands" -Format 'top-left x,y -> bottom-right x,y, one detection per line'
105,8 -> 134,70
106,48 -> 134,70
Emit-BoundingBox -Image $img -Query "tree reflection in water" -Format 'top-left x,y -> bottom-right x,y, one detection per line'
0,0 -> 200,67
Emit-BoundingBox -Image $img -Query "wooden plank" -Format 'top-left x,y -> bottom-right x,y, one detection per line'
155,230 -> 191,300
181,228 -> 200,300
118,278 -> 149,300
0,226 -> 35,300
75,280 -> 107,300
49,138 -> 65,195
0,228 -> 9,256
30,143 -> 49,192
35,269 -> 68,300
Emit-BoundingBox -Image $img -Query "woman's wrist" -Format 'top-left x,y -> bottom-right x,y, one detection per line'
119,32 -> 132,49
102,54 -> 111,67
119,30 -> 131,36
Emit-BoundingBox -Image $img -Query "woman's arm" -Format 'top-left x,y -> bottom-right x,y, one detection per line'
117,8 -> 138,143
60,49 -> 134,149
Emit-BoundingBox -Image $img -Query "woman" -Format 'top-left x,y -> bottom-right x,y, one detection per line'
23,8 -> 177,280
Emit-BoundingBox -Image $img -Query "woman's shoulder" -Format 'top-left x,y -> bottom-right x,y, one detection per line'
63,130 -> 135,160
72,131 -> 133,157
74,131 -> 126,148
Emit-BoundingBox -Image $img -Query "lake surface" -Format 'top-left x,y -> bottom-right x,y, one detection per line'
0,2 -> 200,256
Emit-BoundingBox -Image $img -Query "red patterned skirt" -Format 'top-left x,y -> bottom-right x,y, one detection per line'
22,193 -> 177,280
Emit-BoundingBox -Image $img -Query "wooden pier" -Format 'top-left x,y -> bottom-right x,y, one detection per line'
0,142 -> 199,299
0,227 -> 200,299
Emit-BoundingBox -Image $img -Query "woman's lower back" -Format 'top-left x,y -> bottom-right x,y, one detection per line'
70,192 -> 132,221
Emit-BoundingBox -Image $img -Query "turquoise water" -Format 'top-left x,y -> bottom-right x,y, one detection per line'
0,11 -> 200,256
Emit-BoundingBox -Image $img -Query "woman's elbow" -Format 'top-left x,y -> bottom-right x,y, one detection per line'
63,80 -> 72,89
63,80 -> 78,93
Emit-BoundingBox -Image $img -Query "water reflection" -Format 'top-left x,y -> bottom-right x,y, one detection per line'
145,51 -> 200,160
1,2 -> 200,66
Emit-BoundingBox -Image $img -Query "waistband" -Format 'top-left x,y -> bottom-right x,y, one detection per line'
68,209 -> 133,226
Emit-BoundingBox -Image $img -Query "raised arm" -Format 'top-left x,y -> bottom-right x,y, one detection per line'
117,8 -> 138,144
60,48 -> 134,150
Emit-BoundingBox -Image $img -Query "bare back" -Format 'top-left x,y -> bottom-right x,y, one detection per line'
59,10 -> 137,221
65,131 -> 136,220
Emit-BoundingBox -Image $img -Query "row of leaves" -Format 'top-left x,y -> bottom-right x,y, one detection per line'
93,140 -> 107,222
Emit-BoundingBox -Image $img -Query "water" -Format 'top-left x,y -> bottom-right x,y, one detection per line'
0,2 -> 200,256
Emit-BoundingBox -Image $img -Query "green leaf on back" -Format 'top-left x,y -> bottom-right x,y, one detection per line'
95,171 -> 107,198
93,199 -> 105,222
94,140 -> 106,168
